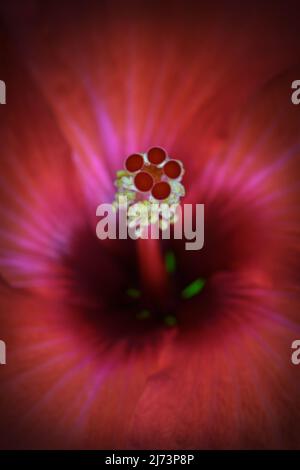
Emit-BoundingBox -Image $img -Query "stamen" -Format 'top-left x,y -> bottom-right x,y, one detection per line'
113,147 -> 185,236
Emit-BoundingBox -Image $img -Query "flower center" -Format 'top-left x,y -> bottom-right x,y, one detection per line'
126,247 -> 206,328
113,147 -> 185,224
112,147 -> 194,328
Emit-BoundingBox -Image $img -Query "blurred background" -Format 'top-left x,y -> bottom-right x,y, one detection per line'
0,0 -> 300,449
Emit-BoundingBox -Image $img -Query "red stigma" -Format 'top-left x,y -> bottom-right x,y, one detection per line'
125,154 -> 144,172
151,181 -> 171,200
148,147 -> 167,165
163,160 -> 182,179
134,171 -> 154,192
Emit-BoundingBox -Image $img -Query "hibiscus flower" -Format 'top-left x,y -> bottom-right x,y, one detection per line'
0,0 -> 300,449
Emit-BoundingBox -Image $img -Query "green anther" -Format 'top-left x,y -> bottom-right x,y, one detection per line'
165,251 -> 176,273
136,309 -> 150,320
164,315 -> 177,327
181,278 -> 206,299
116,170 -> 128,178
126,288 -> 141,299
